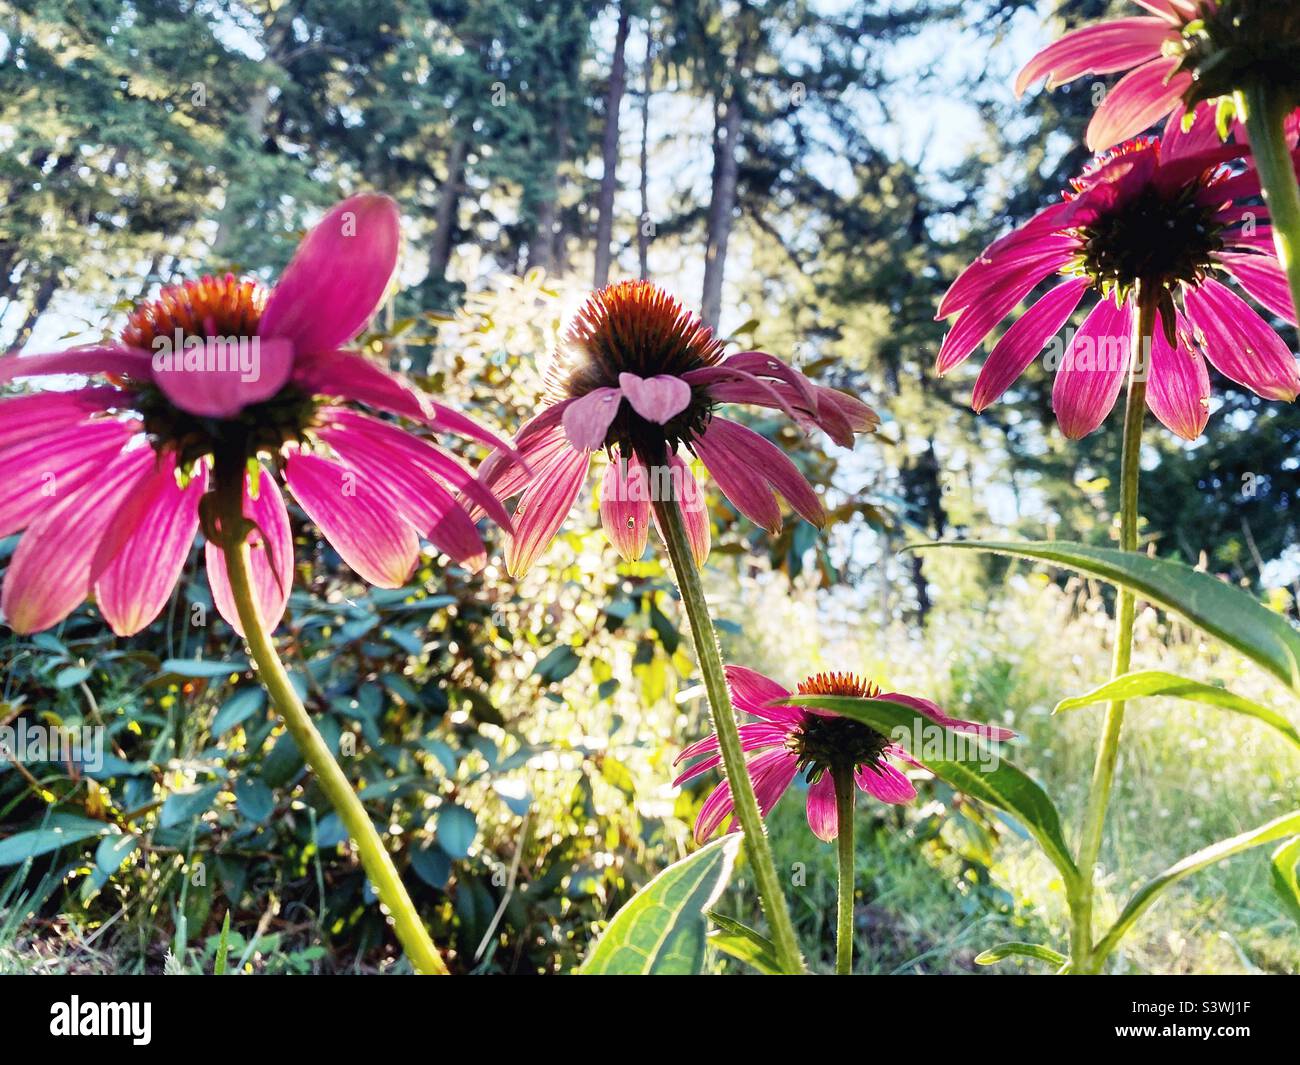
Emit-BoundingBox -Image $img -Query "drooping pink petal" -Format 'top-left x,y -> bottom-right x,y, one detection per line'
284,450 -> 419,588
724,664 -> 801,725
1,445 -> 156,634
693,424 -> 782,533
719,351 -> 818,407
672,723 -> 788,786
205,466 -> 294,637
598,450 -> 650,563
1161,101 -> 1225,161
95,455 -> 206,636
749,749 -> 801,818
152,336 -> 294,419
876,692 -> 1016,742
291,349 -> 429,421
1217,253 -> 1298,325
260,193 -> 401,354
693,417 -> 824,527
685,365 -> 808,423
937,266 -> 1064,375
0,418 -> 138,538
0,388 -> 124,450
425,401 -> 519,458
477,419 -> 572,515
938,235 -> 1078,320
0,345 -> 153,387
1086,57 -> 1192,152
504,447 -> 591,577
561,387 -> 622,451
855,760 -> 917,805
617,372 -> 691,423
1185,278 -> 1300,401
1015,18 -> 1173,97
1052,296 -> 1133,439
1146,308 -> 1210,440
652,452 -> 711,567
806,772 -> 841,842
812,385 -> 880,440
693,778 -> 738,843
972,278 -> 1089,412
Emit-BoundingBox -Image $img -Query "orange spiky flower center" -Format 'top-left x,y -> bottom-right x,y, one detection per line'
789,672 -> 888,779
548,280 -> 726,458
122,274 -> 267,349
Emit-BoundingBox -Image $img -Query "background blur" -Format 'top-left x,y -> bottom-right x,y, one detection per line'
1,0 -> 1297,974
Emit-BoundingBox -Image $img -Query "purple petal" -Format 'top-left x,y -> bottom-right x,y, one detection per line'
598,450 -> 651,563
617,372 -> 691,423
1015,18 -> 1172,97
694,417 -> 824,527
0,345 -> 153,387
152,336 -> 293,418
855,760 -> 917,805
805,772 -> 841,842
504,446 -> 590,576
1217,253 -> 1297,326
1146,308 -> 1210,440
1052,296 -> 1133,439
1184,278 -> 1300,401
0,388 -> 124,450
561,387 -> 621,451
206,465 -> 293,637
1086,57 -> 1192,152
724,664 -> 801,725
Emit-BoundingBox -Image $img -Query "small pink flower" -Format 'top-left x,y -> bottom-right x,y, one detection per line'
938,129 -> 1299,441
0,194 -> 512,637
478,281 -> 879,576
1016,2 -> 1300,152
675,667 -> 1014,843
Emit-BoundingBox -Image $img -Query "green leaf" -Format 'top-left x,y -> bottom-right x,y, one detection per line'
160,783 -> 222,829
1271,836 -> 1300,927
161,657 -> 248,678
1096,809 -> 1300,957
0,817 -> 109,866
212,687 -> 266,734
914,541 -> 1300,690
975,942 -> 1068,968
54,665 -> 91,689
787,694 -> 1077,884
410,844 -> 452,890
705,911 -> 782,975
213,911 -> 232,975
1054,670 -> 1300,750
435,803 -> 477,859
94,833 -> 139,875
579,836 -> 742,975
234,779 -> 275,823
534,644 -> 580,684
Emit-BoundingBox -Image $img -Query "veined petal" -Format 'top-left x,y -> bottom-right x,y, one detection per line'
717,351 -> 818,407
561,387 -> 622,451
95,455 -> 206,636
504,446 -> 590,577
672,724 -> 788,786
1146,308 -> 1210,440
0,388 -> 124,450
692,421 -> 782,533
206,465 -> 293,637
152,336 -> 293,419
875,692 -> 1015,742
649,452 -> 711,567
477,419 -> 572,515
1015,18 -> 1173,97
856,760 -> 917,805
973,278 -> 1089,412
694,417 -> 824,527
1217,253 -> 1298,326
1185,278 -> 1300,401
937,266 -> 1062,375
260,193 -> 401,354
1052,296 -> 1133,439
0,345 -> 153,387
1086,57 -> 1192,152
806,772 -> 840,842
598,450 -> 650,563
291,349 -> 430,421
1,445 -> 156,634
285,450 -> 419,588
724,664 -> 801,725
617,372 -> 691,423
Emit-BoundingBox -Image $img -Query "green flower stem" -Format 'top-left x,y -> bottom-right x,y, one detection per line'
651,492 -> 806,975
214,468 -> 448,976
833,765 -> 856,975
1070,294 -> 1155,973
1239,84 -> 1300,342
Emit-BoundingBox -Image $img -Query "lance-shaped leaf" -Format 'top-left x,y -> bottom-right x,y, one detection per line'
912,541 -> 1300,690
1273,836 -> 1300,928
706,910 -> 782,975
578,835 -> 741,974
785,694 -> 1078,885
1094,809 -> 1300,959
974,942 -> 1068,968
1054,670 -> 1300,750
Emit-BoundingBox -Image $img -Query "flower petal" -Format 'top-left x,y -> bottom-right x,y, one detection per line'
206,465 -> 293,637
285,450 -> 419,588
0,345 -> 153,387
1,446 -> 156,634
973,278 -> 1089,412
504,446 -> 591,577
724,664 -> 801,725
291,348 -> 429,420
1052,296 -> 1133,439
561,387 -> 622,451
95,455 -> 206,636
152,336 -> 294,418
937,264 -> 1065,375
806,772 -> 841,842
694,417 -> 824,527
1217,253 -> 1298,326
876,692 -> 1016,742
0,387 -> 124,450
1015,18 -> 1173,97
856,760 -> 917,805
617,372 -> 691,423
650,453 -> 711,567
1185,278 -> 1300,401
1086,57 -> 1192,152
598,449 -> 650,562
1146,308 -> 1210,440
260,193 -> 401,354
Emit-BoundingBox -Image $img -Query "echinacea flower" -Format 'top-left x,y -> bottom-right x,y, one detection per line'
477,281 -> 879,576
1016,1 -> 1300,152
938,129 -> 1300,440
675,667 -> 1014,843
0,194 -> 512,637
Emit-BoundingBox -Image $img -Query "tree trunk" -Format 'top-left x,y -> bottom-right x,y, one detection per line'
638,21 -> 655,281
11,272 -> 59,349
593,2 -> 631,290
428,132 -> 468,287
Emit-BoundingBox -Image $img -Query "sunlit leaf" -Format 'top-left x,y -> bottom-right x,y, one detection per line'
975,941 -> 1067,967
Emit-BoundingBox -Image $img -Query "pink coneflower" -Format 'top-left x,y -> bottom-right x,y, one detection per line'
675,667 -> 1014,843
937,130 -> 1300,440
477,281 -> 879,576
1016,1 -> 1300,152
0,194 -> 512,637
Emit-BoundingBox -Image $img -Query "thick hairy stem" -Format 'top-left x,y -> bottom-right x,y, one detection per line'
1070,294 -> 1154,973
214,469 -> 447,975
833,765 -> 856,975
651,492 -> 806,975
